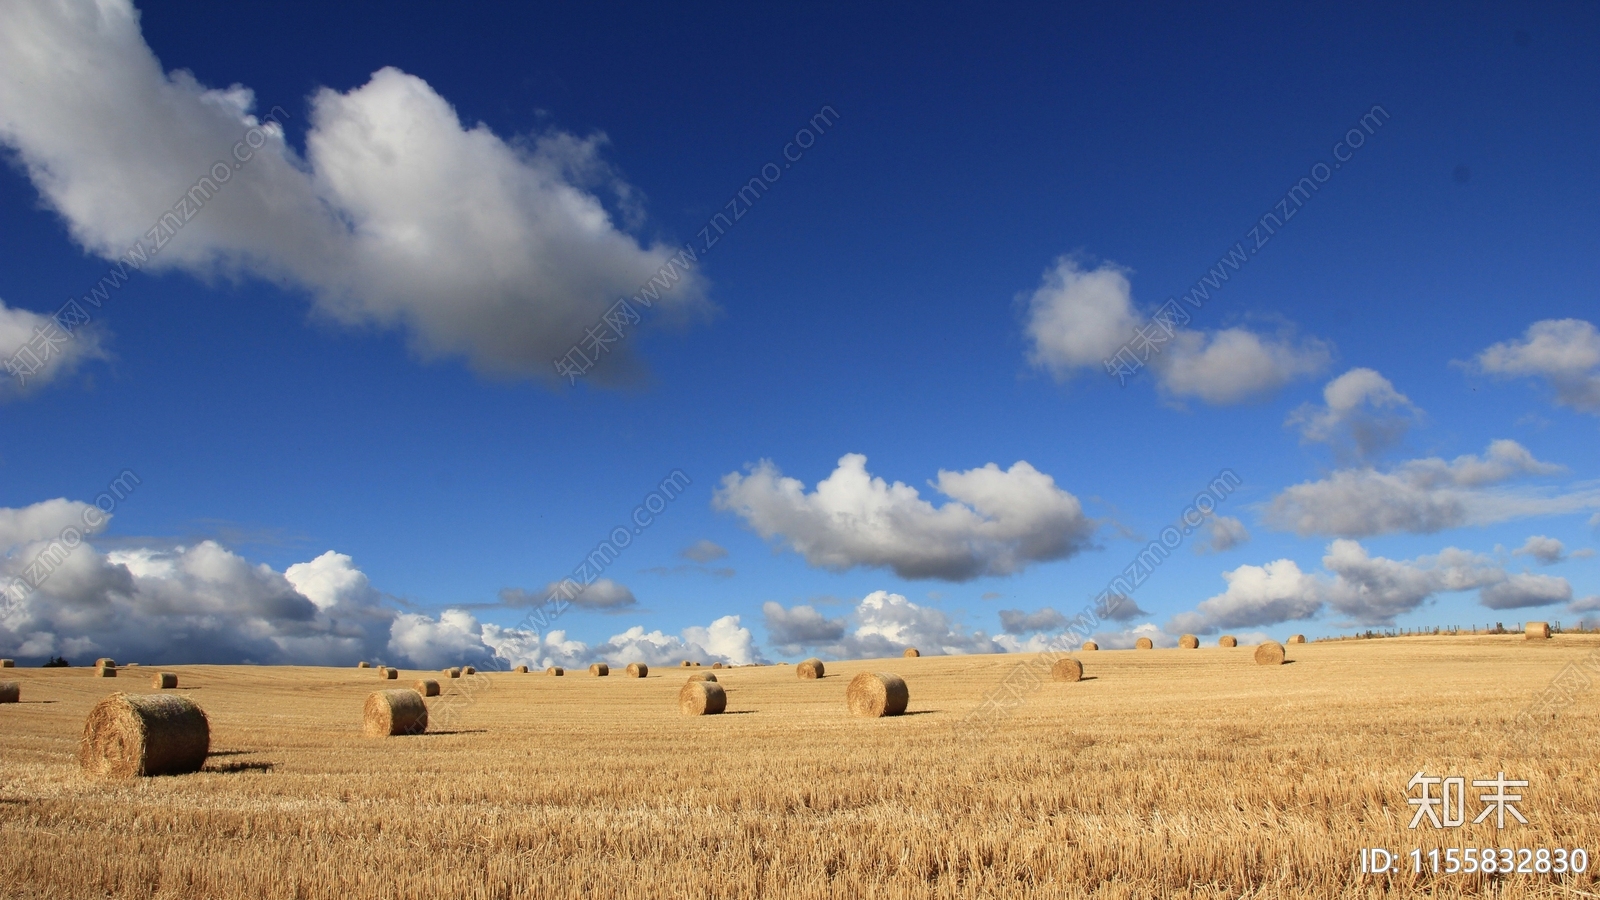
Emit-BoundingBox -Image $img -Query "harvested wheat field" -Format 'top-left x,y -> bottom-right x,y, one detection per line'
1,637 -> 1597,899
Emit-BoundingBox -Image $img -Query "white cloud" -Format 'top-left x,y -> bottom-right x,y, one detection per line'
763,591 -> 1004,657
0,299 -> 106,399
1199,515 -> 1250,553
1570,595 -> 1600,613
1168,539 -> 1575,631
1020,257 -> 1328,404
0,1 -> 706,387
1022,257 -> 1143,378
1512,535 -> 1566,565
1474,319 -> 1600,414
1167,559 -> 1324,634
1156,327 -> 1330,405
714,454 -> 1095,581
1264,440 -> 1590,537
1287,368 -> 1422,461
1088,622 -> 1174,650
0,498 -> 104,548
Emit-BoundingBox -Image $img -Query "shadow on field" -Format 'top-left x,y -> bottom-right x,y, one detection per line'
721,710 -> 758,715
208,750 -> 258,757
423,729 -> 489,736
16,700 -> 59,704
899,710 -> 939,717
1078,676 -> 1098,682
206,761 -> 275,774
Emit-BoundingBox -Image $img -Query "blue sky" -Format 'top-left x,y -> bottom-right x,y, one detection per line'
1,0 -> 1596,667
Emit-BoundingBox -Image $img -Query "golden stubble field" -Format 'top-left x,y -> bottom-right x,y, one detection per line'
1,636 -> 1597,899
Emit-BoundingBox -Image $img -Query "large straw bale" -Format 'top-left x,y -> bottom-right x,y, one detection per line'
589,663 -> 610,676
1135,637 -> 1153,650
363,689 -> 428,737
626,662 -> 648,678
1051,658 -> 1083,682
414,679 -> 440,697
847,672 -> 909,717
1255,640 -> 1286,666
78,692 -> 209,777
796,658 -> 825,679
1178,634 -> 1199,649
0,682 -> 18,703
1526,622 -> 1551,640
679,680 -> 726,715
152,672 -> 177,689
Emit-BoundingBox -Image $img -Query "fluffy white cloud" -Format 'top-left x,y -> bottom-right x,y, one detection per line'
1475,319 -> 1600,414
1287,368 -> 1422,461
1512,536 -> 1567,565
1156,327 -> 1330,405
1022,257 -> 1143,377
0,299 -> 106,399
1264,440 -> 1590,537
763,591 -> 1004,657
1168,559 -> 1324,634
1088,622 -> 1175,650
1168,539 -> 1576,631
0,1 -> 705,387
714,454 -> 1094,581
1021,257 -> 1328,403
1199,515 -> 1251,553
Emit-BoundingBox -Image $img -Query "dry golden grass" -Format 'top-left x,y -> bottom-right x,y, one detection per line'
0,638 -> 1597,898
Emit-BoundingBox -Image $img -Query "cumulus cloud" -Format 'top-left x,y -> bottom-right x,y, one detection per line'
1167,559 -> 1324,634
1474,319 -> 1600,414
1264,440 -> 1589,537
1168,539 -> 1575,631
0,0 -> 705,387
1513,535 -> 1567,565
1198,515 -> 1250,553
1,299 -> 106,399
1570,595 -> 1600,613
714,454 -> 1095,581
1021,257 -> 1329,403
1157,327 -> 1331,405
1088,622 -> 1174,650
763,591 -> 1004,657
1287,368 -> 1422,461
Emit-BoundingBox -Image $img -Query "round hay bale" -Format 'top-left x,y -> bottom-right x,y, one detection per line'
687,672 -> 718,682
1254,640 -> 1286,666
414,679 -> 440,697
95,665 -> 117,678
381,667 -> 398,679
680,660 -> 693,667
1081,641 -> 1098,651
796,658 -> 825,679
78,692 -> 209,777
1288,634 -> 1306,644
0,682 -> 18,703
152,672 -> 177,689
95,658 -> 115,669
546,666 -> 564,676
847,672 -> 909,718
904,648 -> 920,658
1051,658 -> 1083,682
1526,621 -> 1551,640
679,680 -> 726,716
626,662 -> 648,678
1,659 -> 14,667
357,661 -> 371,668
1135,637 -> 1153,650
1219,635 -> 1237,647
1179,634 -> 1199,649
692,661 -> 702,667
589,663 -> 610,677
447,667 -> 461,678
461,666 -> 476,675
710,662 -> 724,669
363,689 -> 428,737
513,665 -> 529,674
